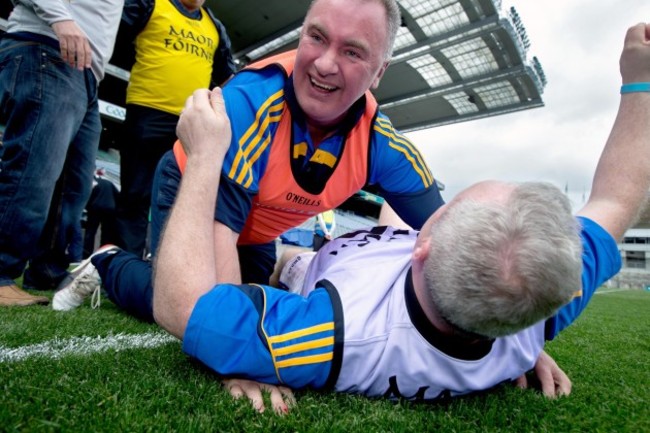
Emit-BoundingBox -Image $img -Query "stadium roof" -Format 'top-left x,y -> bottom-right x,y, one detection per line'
211,0 -> 547,131
0,0 -> 546,132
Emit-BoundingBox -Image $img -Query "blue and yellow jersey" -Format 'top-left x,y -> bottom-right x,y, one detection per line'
173,51 -> 444,243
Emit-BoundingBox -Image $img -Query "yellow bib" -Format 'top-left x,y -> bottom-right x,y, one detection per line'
127,0 -> 219,115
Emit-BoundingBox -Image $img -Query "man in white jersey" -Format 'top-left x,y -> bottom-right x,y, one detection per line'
152,23 -> 650,402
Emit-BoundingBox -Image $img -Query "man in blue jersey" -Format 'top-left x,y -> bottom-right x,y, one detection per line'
152,22 -> 650,402
56,0 -> 570,410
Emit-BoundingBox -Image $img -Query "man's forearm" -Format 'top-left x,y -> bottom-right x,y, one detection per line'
153,158 -> 222,338
590,92 -> 650,235
153,88 -> 231,338
578,23 -> 650,239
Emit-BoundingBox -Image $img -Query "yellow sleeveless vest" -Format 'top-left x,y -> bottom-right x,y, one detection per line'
127,0 -> 219,115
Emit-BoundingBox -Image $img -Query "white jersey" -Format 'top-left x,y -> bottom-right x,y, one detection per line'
288,227 -> 545,401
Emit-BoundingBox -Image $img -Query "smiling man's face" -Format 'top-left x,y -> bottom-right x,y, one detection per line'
293,0 -> 390,131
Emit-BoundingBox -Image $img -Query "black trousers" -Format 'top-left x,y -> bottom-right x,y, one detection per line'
83,177 -> 119,257
115,104 -> 178,257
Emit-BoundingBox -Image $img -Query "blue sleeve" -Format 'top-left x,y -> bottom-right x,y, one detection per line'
183,283 -> 342,389
221,68 -> 285,192
545,216 -> 622,340
214,68 -> 286,230
368,114 -> 444,229
206,10 -> 236,86
214,175 -> 253,233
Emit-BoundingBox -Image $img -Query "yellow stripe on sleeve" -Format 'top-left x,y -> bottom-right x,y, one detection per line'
272,336 -> 334,357
275,353 -> 334,369
267,322 -> 335,343
373,121 -> 433,187
228,90 -> 284,180
251,284 -> 336,381
392,132 -> 434,185
236,132 -> 272,187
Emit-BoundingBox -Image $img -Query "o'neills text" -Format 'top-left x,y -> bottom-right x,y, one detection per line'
286,192 -> 321,207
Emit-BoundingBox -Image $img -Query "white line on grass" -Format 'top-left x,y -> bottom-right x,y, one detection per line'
0,332 -> 178,363
3,289 -> 640,363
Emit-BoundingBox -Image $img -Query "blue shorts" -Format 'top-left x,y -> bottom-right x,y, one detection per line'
182,282 -> 344,389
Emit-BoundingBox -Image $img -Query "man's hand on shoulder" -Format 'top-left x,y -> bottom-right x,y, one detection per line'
176,87 -> 231,164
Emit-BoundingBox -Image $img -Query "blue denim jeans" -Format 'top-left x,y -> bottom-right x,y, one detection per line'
0,38 -> 101,288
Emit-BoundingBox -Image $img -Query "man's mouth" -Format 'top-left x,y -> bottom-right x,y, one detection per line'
310,77 -> 337,92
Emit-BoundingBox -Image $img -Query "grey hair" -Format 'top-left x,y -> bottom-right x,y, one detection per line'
306,0 -> 401,60
424,182 -> 583,338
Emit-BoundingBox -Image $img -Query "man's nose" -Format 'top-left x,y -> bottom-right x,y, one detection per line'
314,47 -> 339,76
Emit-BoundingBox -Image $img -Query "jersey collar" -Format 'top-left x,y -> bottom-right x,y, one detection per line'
404,268 -> 495,361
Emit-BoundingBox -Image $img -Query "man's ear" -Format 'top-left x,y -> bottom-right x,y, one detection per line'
370,60 -> 390,89
411,236 -> 431,273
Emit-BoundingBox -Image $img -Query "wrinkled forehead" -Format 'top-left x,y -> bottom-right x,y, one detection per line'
304,0 -> 389,39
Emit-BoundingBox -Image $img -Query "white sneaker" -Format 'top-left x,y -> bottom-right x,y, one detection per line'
52,245 -> 120,311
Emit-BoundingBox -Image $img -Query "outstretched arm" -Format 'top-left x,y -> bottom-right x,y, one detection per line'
153,88 -> 232,338
578,23 -> 650,240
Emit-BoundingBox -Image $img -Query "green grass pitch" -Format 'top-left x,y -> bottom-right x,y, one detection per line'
1,289 -> 648,432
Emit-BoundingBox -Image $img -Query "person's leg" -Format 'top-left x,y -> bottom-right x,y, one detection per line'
0,40 -> 89,287
24,70 -> 101,289
53,151 -> 180,319
92,250 -> 155,322
57,154 -> 178,319
238,242 -> 277,284
313,234 -> 325,251
83,209 -> 101,259
84,178 -> 119,255
68,218 -> 84,263
83,185 -> 102,258
114,151 -> 277,320
115,106 -> 178,257
98,207 -> 119,250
